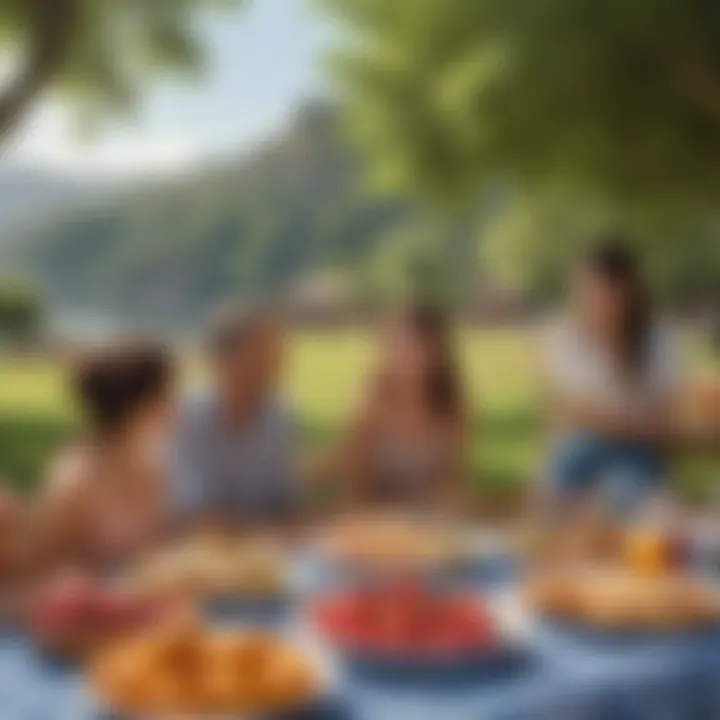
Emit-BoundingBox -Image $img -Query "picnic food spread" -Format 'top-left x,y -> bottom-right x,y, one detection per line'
321,515 -> 469,571
128,533 -> 287,599
2,510 -> 720,720
525,568 -> 720,632
29,570 -> 185,658
91,617 -> 322,716
313,579 -> 500,657
521,514 -> 719,633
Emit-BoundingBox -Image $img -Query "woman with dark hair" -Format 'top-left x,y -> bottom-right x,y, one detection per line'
333,304 -> 469,511
37,344 -> 176,568
543,238 -> 684,510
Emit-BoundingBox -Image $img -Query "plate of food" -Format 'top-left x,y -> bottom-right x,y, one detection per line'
29,570 -> 188,661
315,515 -> 491,584
311,578 -> 530,683
127,534 -> 291,620
90,615 -> 333,719
524,567 -> 720,642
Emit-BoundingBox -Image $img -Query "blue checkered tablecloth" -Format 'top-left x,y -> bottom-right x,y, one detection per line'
2,553 -> 720,720
3,624 -> 720,720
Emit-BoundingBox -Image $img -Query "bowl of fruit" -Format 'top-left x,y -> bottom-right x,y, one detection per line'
29,570 -> 188,660
311,579 -> 529,683
90,616 -> 331,719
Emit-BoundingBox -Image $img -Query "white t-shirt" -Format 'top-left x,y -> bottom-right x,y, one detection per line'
544,316 -> 683,418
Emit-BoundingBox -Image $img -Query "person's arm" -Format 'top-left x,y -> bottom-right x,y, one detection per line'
0,483 -> 34,580
437,416 -> 472,516
307,372 -> 382,514
685,412 -> 720,452
541,321 -> 681,447
167,413 -> 217,536
266,405 -> 304,529
676,382 -> 720,453
562,327 -> 685,447
553,392 -> 678,446
138,460 -> 174,548
31,455 -> 87,569
330,401 -> 378,512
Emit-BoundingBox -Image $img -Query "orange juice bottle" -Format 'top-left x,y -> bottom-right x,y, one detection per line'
625,526 -> 670,577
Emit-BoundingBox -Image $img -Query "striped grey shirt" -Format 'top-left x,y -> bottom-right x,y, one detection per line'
171,393 -> 299,522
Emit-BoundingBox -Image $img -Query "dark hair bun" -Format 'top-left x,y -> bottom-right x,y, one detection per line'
74,344 -> 173,434
585,235 -> 639,280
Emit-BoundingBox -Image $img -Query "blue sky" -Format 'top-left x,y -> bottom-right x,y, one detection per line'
5,0 -> 333,175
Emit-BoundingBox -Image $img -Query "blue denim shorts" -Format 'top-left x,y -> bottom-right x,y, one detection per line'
547,434 -> 667,511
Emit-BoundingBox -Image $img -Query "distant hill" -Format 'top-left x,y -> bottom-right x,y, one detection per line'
1,104 -> 487,331
0,168 -> 107,237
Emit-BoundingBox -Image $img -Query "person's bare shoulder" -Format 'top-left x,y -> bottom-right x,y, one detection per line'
363,370 -> 391,417
43,445 -> 93,507
537,312 -> 577,384
539,311 -> 572,352
339,371 -> 385,448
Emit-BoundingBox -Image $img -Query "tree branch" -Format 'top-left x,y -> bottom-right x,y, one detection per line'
0,0 -> 79,145
661,22 -> 720,125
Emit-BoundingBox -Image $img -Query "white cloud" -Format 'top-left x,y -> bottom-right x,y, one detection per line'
2,103 -> 202,178
10,131 -> 201,179
25,134 -> 202,177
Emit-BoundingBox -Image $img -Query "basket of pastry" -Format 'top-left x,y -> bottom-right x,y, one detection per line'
128,533 -> 290,610
524,567 -> 720,638
90,617 -> 327,719
517,507 -> 628,569
317,514 -> 477,579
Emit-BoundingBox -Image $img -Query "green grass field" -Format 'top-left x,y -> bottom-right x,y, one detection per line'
0,329 -> 718,502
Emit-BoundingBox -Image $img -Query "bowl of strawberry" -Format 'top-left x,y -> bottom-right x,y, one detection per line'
28,570 -> 189,661
311,580 -> 530,683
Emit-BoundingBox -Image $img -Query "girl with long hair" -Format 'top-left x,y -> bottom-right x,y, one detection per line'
335,304 -> 469,511
543,238 -> 683,509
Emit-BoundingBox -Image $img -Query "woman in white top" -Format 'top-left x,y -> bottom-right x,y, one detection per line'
543,239 -> 683,509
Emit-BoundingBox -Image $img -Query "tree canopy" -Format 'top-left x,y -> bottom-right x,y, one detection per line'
324,0 -> 720,300
0,0 -> 242,140
482,187 -> 720,305
325,0 -> 720,205
0,283 -> 44,344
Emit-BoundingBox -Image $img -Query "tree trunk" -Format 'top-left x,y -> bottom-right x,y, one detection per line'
0,0 -> 78,146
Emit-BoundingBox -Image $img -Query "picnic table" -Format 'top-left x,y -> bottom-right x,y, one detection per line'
2,553 -> 720,720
